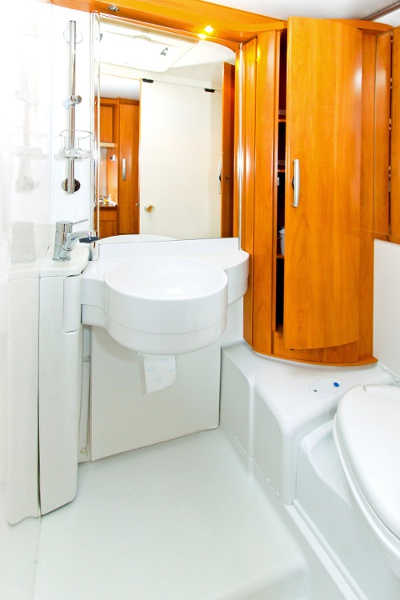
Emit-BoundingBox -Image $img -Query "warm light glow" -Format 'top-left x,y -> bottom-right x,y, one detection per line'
198,33 -> 207,40
204,25 -> 214,34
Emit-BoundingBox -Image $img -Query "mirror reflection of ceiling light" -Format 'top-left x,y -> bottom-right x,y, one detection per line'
100,17 -> 198,73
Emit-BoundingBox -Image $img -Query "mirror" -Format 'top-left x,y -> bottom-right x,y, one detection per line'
94,15 -> 236,241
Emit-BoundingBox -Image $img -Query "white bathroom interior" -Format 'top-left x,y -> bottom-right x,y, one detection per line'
1,1 -> 400,599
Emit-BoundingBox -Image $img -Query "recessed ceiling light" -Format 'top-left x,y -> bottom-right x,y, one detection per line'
204,25 -> 214,34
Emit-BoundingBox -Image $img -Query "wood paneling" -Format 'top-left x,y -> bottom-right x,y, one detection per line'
220,62 -> 235,238
50,0 -> 284,47
118,100 -> 139,234
96,206 -> 118,238
100,99 -> 118,144
391,27 -> 400,240
374,32 -> 392,237
359,33 -> 377,361
251,31 -> 280,355
241,38 -> 257,346
284,18 -> 362,350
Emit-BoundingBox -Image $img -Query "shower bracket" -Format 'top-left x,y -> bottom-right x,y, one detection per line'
61,20 -> 92,195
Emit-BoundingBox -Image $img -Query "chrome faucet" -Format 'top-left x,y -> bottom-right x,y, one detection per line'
53,220 -> 98,261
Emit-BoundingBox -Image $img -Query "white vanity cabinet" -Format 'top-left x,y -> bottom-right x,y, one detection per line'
38,247 -> 88,515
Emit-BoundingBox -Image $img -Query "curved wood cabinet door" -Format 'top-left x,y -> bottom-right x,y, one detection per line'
284,18 -> 362,350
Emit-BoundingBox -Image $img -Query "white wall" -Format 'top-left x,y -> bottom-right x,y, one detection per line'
374,240 -> 400,379
0,0 -> 52,596
51,6 -> 93,226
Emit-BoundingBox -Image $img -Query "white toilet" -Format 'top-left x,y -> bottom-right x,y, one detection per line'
333,384 -> 400,578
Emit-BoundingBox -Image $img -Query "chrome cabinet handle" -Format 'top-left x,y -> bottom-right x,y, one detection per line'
291,158 -> 300,208
122,158 -> 126,181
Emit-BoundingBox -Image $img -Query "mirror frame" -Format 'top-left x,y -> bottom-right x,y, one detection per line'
50,0 -> 284,46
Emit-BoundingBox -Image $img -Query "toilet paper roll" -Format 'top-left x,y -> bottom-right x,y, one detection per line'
142,354 -> 176,393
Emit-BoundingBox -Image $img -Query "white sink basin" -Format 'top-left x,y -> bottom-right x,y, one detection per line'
84,256 -> 228,354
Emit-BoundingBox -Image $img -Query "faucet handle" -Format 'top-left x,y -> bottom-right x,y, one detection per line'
79,231 -> 98,243
55,220 -> 73,233
55,218 -> 88,234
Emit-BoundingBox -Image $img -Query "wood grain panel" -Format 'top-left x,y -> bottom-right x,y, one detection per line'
374,32 -> 392,237
273,330 -> 364,365
391,27 -> 400,239
100,98 -> 118,144
284,18 -> 362,350
358,33 -> 377,361
96,206 -> 118,238
221,63 -> 235,238
251,31 -> 280,355
118,100 -> 139,234
50,0 -> 284,46
241,38 -> 257,346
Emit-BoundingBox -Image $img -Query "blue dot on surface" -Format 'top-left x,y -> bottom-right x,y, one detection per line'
333,381 -> 340,387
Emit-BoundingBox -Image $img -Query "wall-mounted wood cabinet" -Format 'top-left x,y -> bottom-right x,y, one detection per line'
242,17 -> 392,366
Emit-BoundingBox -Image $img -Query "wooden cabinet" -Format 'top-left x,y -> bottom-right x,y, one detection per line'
98,98 -> 140,238
284,18 -> 361,350
242,17 -> 390,365
118,99 -> 140,235
95,205 -> 117,238
100,99 -> 118,144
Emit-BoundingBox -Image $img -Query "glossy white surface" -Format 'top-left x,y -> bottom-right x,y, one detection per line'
92,237 -> 249,304
374,240 -> 400,378
334,384 -> 400,576
220,341 -> 394,505
83,239 -> 249,354
89,301 -> 243,461
221,342 -> 400,599
296,423 -> 400,600
33,429 -> 308,600
38,247 -> 89,516
106,255 -> 225,300
105,256 -> 227,353
0,483 -> 40,600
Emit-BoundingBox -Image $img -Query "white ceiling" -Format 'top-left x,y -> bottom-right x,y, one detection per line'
100,0 -> 400,100
204,0 -> 398,23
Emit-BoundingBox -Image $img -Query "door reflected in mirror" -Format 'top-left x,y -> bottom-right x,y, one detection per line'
96,16 -> 236,241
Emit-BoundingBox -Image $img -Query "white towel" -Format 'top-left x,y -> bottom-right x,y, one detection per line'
142,354 -> 176,393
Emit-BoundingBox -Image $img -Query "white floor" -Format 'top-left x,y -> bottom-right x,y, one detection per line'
33,429 -> 310,600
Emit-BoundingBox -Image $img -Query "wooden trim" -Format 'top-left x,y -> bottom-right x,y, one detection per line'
333,19 -> 392,34
391,27 -> 400,240
241,38 -> 257,346
358,33 -> 377,361
374,32 -> 392,237
273,329 -> 376,365
220,63 -> 235,238
251,31 -> 280,355
50,0 -> 285,45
